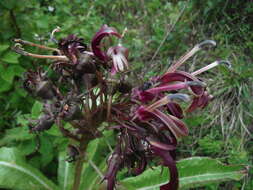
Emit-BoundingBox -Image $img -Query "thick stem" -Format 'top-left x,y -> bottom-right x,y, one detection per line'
71,140 -> 86,190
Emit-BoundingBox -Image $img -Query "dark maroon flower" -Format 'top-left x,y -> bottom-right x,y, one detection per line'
13,31 -> 231,190
58,34 -> 87,64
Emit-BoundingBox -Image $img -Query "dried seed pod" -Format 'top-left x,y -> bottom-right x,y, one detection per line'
36,80 -> 55,100
61,103 -> 82,121
23,69 -> 56,100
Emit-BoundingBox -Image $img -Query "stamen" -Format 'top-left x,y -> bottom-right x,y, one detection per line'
12,44 -> 68,61
147,96 -> 170,111
50,26 -> 61,43
147,93 -> 190,111
167,93 -> 191,102
13,39 -> 60,53
191,60 -> 231,76
121,27 -> 128,38
146,81 -> 205,94
167,40 -> 216,73
82,51 -> 94,56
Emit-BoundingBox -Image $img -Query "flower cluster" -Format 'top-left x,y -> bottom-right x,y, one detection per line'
13,25 -> 230,190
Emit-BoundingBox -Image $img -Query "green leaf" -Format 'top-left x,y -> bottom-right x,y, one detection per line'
0,127 -> 34,146
38,135 -> 54,167
0,44 -> 9,53
31,101 -> 43,117
0,0 -> 17,9
1,65 -> 25,83
178,157 -> 247,189
57,152 -> 75,190
0,77 -> 12,92
0,51 -> 20,64
17,139 -> 37,156
0,147 -> 59,190
121,157 -> 247,190
46,124 -> 62,136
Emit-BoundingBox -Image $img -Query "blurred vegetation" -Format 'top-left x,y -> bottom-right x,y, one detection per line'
0,0 -> 252,189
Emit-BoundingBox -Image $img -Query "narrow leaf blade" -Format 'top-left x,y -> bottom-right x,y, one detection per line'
58,152 -> 75,190
120,157 -> 247,190
0,147 -> 59,190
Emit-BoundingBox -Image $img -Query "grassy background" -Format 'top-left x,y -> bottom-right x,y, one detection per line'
0,0 -> 252,189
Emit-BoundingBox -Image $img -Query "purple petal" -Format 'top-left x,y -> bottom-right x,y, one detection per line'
136,106 -> 154,121
187,91 -> 210,112
105,147 -> 123,190
146,137 -> 176,151
167,102 -> 184,119
159,71 -> 204,96
146,82 -> 190,94
132,156 -> 147,175
152,109 -> 189,139
132,88 -> 156,102
152,148 -> 179,190
91,25 -> 121,61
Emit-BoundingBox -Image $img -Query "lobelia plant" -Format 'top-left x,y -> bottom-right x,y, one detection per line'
12,24 -> 232,190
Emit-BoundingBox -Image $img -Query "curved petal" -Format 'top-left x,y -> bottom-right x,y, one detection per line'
159,71 -> 205,96
146,137 -> 176,151
187,91 -> 210,112
131,155 -> 147,175
132,88 -> 156,103
91,25 -> 121,61
167,102 -> 184,119
105,146 -> 123,190
152,109 -> 189,139
152,148 -> 179,190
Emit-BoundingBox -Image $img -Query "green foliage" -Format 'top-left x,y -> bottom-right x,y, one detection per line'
121,157 -> 247,190
198,135 -> 223,155
0,147 -> 59,190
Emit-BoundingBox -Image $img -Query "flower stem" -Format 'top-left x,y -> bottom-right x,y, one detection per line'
71,138 -> 87,190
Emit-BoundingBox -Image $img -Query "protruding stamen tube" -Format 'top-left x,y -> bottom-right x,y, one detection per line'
198,40 -> 216,49
121,28 -> 128,38
167,93 -> 191,102
167,40 -> 216,73
50,26 -> 61,43
147,93 -> 190,111
191,60 -> 231,76
13,39 -> 59,52
186,81 -> 207,87
146,81 -> 206,94
12,44 -> 68,61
